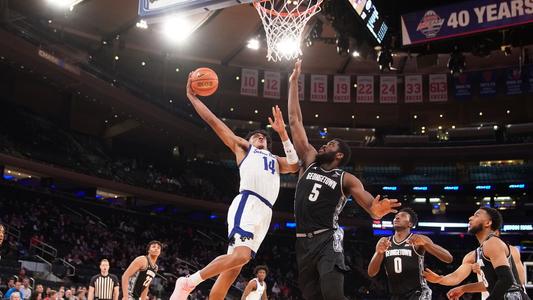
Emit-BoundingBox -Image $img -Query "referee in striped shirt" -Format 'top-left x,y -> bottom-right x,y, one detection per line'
88,259 -> 120,300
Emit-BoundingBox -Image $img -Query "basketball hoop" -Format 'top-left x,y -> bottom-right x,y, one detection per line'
253,0 -> 323,62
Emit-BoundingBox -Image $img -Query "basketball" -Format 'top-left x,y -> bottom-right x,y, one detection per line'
190,67 -> 219,96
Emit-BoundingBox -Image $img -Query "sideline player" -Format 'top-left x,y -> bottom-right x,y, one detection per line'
121,241 -> 161,300
287,60 -> 401,300
241,265 -> 268,300
367,208 -> 453,300
171,75 -> 299,300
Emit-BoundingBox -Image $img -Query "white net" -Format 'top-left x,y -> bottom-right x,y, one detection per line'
253,0 -> 323,62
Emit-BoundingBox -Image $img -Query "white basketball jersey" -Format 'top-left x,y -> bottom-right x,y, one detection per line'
239,145 -> 280,205
246,278 -> 266,300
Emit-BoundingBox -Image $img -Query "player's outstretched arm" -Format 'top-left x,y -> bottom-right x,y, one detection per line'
409,234 -> 453,263
241,280 -> 257,300
344,173 -> 400,219
186,74 -> 248,155
287,60 -> 317,168
367,237 -> 391,277
121,256 -> 144,300
447,282 -> 487,300
269,105 -> 299,174
423,252 -> 474,286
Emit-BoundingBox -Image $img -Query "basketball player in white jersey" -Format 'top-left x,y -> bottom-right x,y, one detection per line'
424,229 -> 527,300
171,75 -> 299,300
241,265 -> 268,300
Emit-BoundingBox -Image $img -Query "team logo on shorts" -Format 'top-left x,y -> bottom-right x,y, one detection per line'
416,10 -> 444,38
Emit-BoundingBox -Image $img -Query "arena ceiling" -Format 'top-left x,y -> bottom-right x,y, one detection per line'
6,0 -> 533,75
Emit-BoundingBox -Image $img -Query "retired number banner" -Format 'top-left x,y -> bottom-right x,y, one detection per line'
404,75 -> 423,103
333,75 -> 351,103
241,69 -> 258,96
379,76 -> 398,103
310,75 -> 328,102
356,76 -> 374,103
263,71 -> 280,99
429,74 -> 448,102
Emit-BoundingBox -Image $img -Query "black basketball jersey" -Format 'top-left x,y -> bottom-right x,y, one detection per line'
128,256 -> 158,298
383,234 -> 428,295
294,162 -> 347,233
475,235 -> 527,298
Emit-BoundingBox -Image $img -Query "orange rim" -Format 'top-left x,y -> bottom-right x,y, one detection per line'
253,0 -> 323,17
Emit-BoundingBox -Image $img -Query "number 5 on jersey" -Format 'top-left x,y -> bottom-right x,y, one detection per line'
308,183 -> 322,202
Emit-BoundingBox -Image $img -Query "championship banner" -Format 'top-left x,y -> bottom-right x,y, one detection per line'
356,76 -> 374,103
429,74 -> 448,102
263,71 -> 281,99
379,76 -> 398,103
401,0 -> 533,45
404,75 -> 423,103
310,75 -> 328,102
479,70 -> 498,96
240,69 -> 258,96
453,73 -> 472,99
333,75 -> 351,103
505,67 -> 523,95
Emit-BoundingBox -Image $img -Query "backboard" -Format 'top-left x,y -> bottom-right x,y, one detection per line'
139,0 -> 252,17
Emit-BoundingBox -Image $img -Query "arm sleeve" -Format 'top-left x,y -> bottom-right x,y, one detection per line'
487,265 -> 513,300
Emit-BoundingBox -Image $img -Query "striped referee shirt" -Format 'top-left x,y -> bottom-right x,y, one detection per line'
89,273 -> 119,300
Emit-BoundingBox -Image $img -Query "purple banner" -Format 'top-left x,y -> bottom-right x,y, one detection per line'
505,68 -> 523,95
453,73 -> 472,99
479,70 -> 498,96
401,0 -> 533,45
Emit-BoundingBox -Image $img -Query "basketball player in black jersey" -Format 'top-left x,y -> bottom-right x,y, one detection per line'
425,208 -> 529,300
424,229 -> 527,300
288,60 -> 401,300
121,241 -> 161,300
367,208 -> 453,300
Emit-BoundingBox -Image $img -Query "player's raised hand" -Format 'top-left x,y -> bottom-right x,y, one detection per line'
376,238 -> 391,254
289,59 -> 301,83
371,195 -> 401,219
423,268 -> 443,283
268,105 -> 287,134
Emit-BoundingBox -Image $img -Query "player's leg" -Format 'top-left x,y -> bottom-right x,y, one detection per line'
208,265 -> 243,300
199,246 -> 251,279
319,269 -> 347,300
296,239 -> 323,300
317,231 -> 349,300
